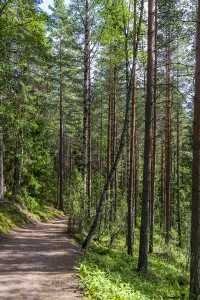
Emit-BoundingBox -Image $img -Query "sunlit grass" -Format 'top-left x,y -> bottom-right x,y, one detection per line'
77,233 -> 189,299
0,200 -> 63,233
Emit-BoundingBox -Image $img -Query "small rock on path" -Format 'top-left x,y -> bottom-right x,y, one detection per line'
0,218 -> 87,300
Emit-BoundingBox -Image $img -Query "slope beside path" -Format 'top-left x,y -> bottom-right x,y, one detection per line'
0,218 -> 87,300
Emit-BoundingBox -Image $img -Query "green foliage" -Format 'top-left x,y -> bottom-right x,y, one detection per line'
66,167 -> 84,232
31,205 -> 64,221
78,238 -> 189,300
0,202 -> 30,233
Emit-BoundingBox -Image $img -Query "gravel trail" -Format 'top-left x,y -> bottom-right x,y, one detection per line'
0,218 -> 87,300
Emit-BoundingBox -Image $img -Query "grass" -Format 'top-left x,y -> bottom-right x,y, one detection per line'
0,199 -> 64,234
76,232 -> 189,300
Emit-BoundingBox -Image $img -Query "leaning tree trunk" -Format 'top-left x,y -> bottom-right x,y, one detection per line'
82,0 -> 144,250
189,0 -> 200,298
137,0 -> 154,273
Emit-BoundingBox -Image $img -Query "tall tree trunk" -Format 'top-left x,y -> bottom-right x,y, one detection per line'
110,63 -> 117,227
134,133 -> 139,227
59,50 -> 64,211
82,0 -> 90,229
87,67 -> 92,218
105,65 -> 112,230
99,95 -> 103,176
165,45 -> 171,244
125,27 -> 131,251
82,0 -> 144,250
176,82 -> 181,247
149,0 -> 157,253
137,0 -> 154,272
160,137 -> 165,230
189,1 -> 200,297
127,0 -> 137,256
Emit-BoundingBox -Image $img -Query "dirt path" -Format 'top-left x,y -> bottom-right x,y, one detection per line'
0,218 -> 87,300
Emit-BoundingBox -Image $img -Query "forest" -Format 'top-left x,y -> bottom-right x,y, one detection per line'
0,0 -> 200,299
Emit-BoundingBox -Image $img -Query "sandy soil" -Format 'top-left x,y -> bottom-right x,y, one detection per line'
0,218 -> 87,300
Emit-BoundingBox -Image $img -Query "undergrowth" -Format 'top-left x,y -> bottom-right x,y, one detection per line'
76,234 -> 189,299
0,199 -> 64,233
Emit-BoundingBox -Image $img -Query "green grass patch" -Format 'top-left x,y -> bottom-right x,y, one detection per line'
77,235 -> 189,299
0,200 -> 64,233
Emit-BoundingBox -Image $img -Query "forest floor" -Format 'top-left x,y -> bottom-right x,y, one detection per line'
0,218 -> 87,300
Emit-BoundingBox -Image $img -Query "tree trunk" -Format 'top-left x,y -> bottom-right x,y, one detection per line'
149,0 -> 157,253
82,0 -> 144,250
176,81 -> 181,247
99,95 -> 103,176
110,63 -> 117,227
127,0 -> 137,256
87,68 -> 92,218
160,138 -> 165,230
137,0 -> 154,272
189,1 -> 200,297
134,133 -> 139,227
165,45 -> 171,244
82,0 -> 90,229
105,65 -> 112,230
59,50 -> 64,211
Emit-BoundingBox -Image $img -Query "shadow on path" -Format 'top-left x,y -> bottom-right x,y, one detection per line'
0,219 -> 86,300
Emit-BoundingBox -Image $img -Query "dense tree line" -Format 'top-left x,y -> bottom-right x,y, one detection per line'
0,0 -> 199,298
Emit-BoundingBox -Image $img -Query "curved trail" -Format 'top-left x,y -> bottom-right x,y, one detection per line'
0,218 -> 87,300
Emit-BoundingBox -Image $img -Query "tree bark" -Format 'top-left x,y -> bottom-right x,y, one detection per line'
149,0 -> 157,253
99,95 -> 103,176
165,45 -> 171,244
82,0 -> 90,229
87,66 -> 92,218
134,133 -> 139,227
176,81 -> 182,247
137,0 -> 154,272
110,63 -> 117,227
127,0 -> 137,256
160,137 -> 165,230
105,65 -> 112,230
59,48 -> 64,211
